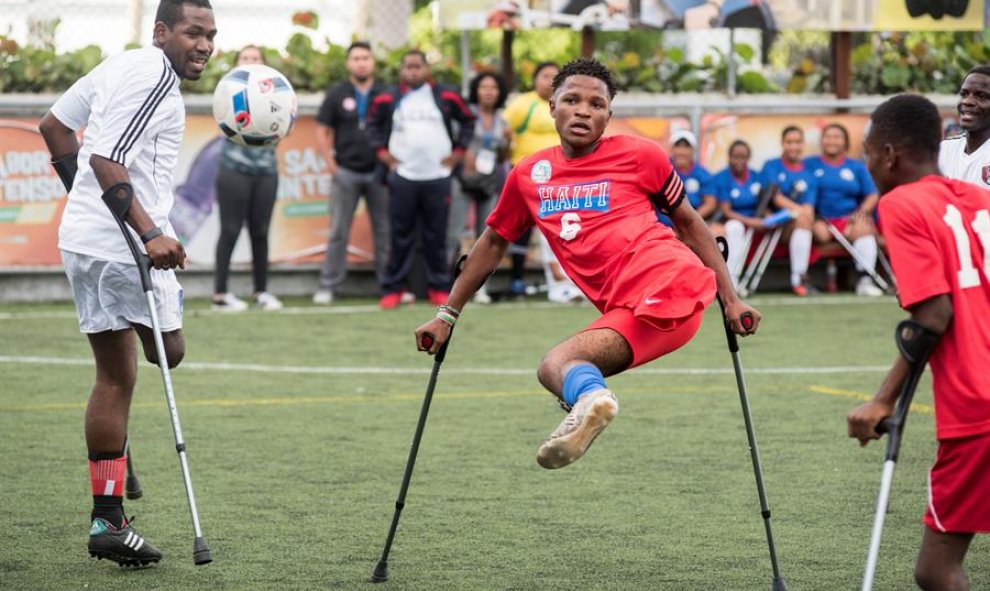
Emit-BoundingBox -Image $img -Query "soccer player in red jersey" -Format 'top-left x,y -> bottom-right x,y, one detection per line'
415,58 -> 760,470
848,94 -> 990,591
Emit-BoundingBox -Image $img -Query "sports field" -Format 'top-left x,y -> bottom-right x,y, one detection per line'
1,295 -> 986,591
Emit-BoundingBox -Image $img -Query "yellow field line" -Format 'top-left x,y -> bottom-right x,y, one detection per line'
808,385 -> 933,415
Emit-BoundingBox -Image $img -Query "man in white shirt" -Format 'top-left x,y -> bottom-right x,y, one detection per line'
38,0 -> 216,567
939,66 -> 990,187
366,50 -> 475,309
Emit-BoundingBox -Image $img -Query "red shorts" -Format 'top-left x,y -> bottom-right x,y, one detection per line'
924,432 -> 990,534
585,306 -> 704,369
827,217 -> 848,234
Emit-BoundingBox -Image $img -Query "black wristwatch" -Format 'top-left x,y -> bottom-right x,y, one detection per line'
140,227 -> 164,244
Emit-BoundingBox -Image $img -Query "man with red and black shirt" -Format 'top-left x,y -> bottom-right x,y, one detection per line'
849,94 -> 990,591
366,49 -> 475,309
415,58 -> 759,470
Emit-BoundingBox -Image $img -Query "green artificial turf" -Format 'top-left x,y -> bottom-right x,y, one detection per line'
1,295 -> 985,590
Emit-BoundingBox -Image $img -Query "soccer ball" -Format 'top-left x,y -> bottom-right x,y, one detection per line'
212,64 -> 297,147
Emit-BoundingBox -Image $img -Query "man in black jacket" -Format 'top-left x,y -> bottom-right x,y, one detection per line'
313,41 -> 389,305
366,49 -> 474,309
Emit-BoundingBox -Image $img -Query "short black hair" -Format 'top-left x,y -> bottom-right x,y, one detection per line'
401,49 -> 427,65
347,41 -> 373,57
868,94 -> 941,160
729,139 -> 751,157
965,65 -> 990,79
551,58 -> 617,99
781,125 -> 803,140
155,0 -> 212,28
467,72 -> 508,109
821,122 -> 850,150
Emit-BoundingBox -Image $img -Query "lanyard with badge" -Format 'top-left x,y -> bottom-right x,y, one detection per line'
474,117 -> 497,175
355,88 -> 369,130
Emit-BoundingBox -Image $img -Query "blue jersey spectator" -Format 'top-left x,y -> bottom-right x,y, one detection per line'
714,141 -> 763,219
805,155 -> 876,219
657,129 -> 717,228
807,123 -> 883,297
760,126 -> 817,296
715,140 -> 764,285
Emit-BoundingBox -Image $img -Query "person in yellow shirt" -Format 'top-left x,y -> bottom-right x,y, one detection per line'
505,61 -> 560,165
503,61 -> 561,296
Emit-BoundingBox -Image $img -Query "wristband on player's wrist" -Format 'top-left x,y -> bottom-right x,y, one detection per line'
140,227 -> 164,244
436,310 -> 457,327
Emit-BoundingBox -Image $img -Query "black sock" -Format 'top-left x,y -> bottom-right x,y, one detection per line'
92,496 -> 125,527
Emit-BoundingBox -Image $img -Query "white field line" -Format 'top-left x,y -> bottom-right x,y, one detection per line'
0,294 -> 896,321
0,355 -> 889,377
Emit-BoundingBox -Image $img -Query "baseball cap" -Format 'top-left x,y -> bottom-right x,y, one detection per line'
670,129 -> 698,148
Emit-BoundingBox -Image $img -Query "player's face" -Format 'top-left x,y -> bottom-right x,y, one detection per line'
781,130 -> 804,163
476,76 -> 500,109
400,55 -> 429,88
347,48 -> 375,82
957,73 -> 990,133
534,66 -> 559,101
729,145 -> 750,176
550,74 -> 611,157
862,130 -> 892,196
820,127 -> 848,158
155,5 -> 216,80
671,144 -> 694,170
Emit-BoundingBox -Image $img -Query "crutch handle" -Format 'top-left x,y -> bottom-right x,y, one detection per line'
741,312 -> 755,332
421,333 -> 434,350
875,418 -> 893,435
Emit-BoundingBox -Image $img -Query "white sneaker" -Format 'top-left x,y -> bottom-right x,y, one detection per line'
312,289 -> 333,305
211,293 -> 248,312
254,292 -> 284,311
473,285 -> 492,304
536,389 -> 618,469
856,277 -> 884,297
399,291 -> 416,305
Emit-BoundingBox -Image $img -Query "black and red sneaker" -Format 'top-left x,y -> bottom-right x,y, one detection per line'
88,517 -> 162,567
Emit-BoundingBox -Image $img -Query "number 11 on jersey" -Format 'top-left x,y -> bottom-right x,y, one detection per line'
943,205 -> 990,289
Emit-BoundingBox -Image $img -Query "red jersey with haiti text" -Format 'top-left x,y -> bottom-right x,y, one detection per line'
878,175 -> 990,440
487,134 -> 716,330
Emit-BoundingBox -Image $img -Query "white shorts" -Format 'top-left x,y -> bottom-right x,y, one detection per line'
61,250 -> 184,333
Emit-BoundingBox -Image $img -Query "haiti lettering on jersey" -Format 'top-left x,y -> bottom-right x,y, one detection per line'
537,180 -> 610,218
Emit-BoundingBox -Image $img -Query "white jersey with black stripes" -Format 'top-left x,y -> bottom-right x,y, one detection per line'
52,45 -> 184,264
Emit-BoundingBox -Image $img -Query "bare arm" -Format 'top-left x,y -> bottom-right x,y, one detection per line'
90,154 -> 186,270
315,124 -> 338,175
695,194 -> 717,219
39,112 -> 79,159
719,200 -> 765,229
847,294 -> 952,445
415,227 -> 511,354
671,202 -> 761,335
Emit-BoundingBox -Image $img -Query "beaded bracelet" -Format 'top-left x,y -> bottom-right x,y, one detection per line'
438,304 -> 460,318
436,310 -> 457,327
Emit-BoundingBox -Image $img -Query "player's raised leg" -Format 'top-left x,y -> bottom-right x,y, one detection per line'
535,328 -> 627,469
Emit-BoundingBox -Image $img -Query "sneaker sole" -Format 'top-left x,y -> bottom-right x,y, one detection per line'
536,397 -> 617,469
89,549 -> 161,568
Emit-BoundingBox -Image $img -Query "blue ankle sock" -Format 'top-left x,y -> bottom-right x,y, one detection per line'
562,364 -> 606,408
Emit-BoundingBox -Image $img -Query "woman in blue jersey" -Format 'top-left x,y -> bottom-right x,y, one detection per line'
805,123 -> 883,296
760,125 -> 818,296
714,139 -> 764,284
658,129 -> 719,231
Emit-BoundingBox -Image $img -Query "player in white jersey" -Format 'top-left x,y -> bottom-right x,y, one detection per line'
38,0 -> 216,567
939,66 -> 990,187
